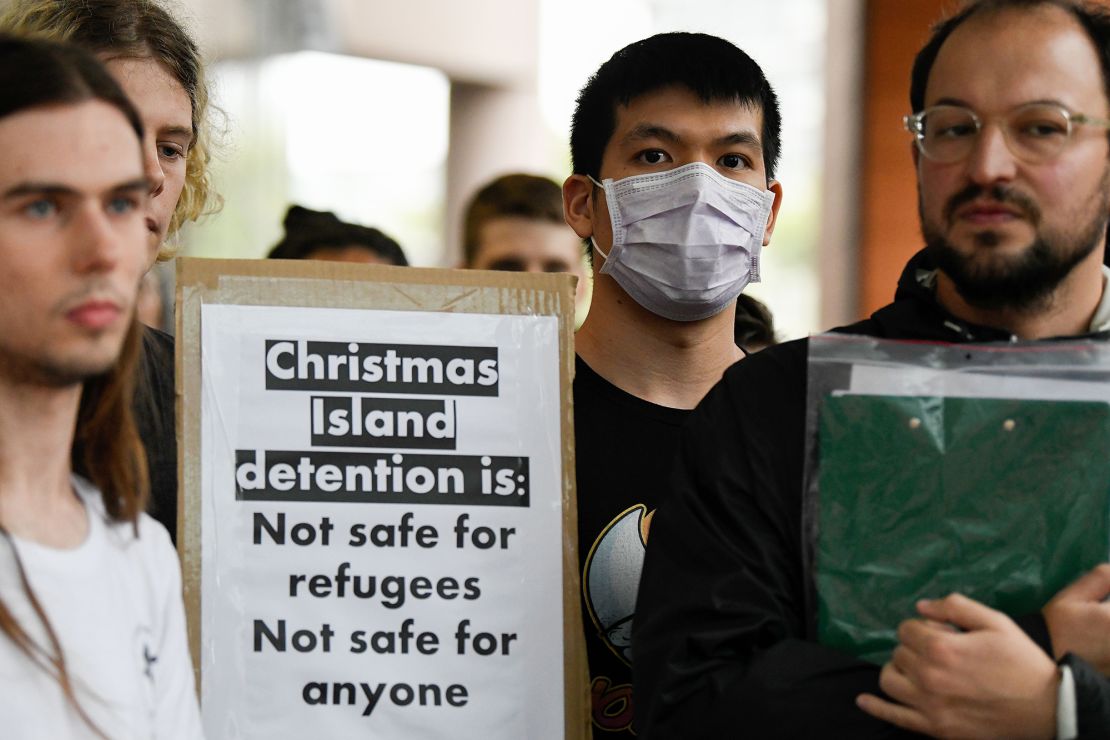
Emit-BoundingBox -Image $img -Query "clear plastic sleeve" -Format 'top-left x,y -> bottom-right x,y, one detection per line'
803,333 -> 1110,663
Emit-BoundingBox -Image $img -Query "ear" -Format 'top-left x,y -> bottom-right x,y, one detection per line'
761,179 -> 784,247
563,174 -> 595,239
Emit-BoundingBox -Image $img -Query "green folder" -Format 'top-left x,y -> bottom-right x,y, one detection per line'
816,394 -> 1110,665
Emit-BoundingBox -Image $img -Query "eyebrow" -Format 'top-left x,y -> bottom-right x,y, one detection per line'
160,125 -> 193,139
3,183 -> 77,200
713,131 -> 763,149
930,97 -> 1069,110
622,124 -> 681,145
3,177 -> 150,200
160,125 -> 196,149
621,123 -> 762,150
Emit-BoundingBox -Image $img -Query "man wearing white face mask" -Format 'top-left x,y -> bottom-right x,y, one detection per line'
561,32 -> 783,737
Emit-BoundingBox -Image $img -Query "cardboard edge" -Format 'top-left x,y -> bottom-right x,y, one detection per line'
557,276 -> 591,740
176,261 -> 203,694
176,257 -> 590,737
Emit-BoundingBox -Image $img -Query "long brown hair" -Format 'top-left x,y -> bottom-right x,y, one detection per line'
0,35 -> 149,737
0,0 -> 221,255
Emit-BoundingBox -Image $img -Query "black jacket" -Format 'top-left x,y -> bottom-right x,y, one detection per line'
633,249 -> 1110,738
137,326 -> 178,541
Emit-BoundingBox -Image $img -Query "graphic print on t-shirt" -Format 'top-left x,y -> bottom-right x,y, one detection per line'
583,504 -> 654,734
583,504 -> 654,665
133,625 -> 158,682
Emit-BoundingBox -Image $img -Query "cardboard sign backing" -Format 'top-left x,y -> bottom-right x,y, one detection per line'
176,258 -> 587,738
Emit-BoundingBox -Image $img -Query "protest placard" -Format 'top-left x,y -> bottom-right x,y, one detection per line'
176,258 -> 586,738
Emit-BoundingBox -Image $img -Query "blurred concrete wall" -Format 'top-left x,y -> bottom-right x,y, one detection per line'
186,0 -> 549,263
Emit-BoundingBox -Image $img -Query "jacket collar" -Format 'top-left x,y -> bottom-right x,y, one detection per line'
857,248 -> 1110,343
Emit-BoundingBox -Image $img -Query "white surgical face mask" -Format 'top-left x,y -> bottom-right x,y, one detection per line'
590,162 -> 776,322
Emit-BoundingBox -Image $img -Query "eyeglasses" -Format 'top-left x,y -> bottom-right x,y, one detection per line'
903,103 -> 1110,163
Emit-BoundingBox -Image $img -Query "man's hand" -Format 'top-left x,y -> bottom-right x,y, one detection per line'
856,594 -> 1058,739
1044,564 -> 1110,674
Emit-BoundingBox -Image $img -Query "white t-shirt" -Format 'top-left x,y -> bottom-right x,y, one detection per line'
0,476 -> 203,740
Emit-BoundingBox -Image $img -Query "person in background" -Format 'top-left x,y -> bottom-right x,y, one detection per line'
136,269 -> 165,330
560,32 -> 782,736
267,205 -> 408,265
0,0 -> 221,544
462,173 -> 590,318
734,293 -> 777,352
0,35 -> 201,739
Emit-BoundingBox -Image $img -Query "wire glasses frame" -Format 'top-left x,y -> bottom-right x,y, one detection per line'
903,102 -> 1110,163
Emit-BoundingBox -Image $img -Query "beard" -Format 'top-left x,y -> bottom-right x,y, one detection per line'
922,179 -> 1109,313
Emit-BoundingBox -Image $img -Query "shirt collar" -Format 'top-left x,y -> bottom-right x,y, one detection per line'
917,264 -> 1110,334
1087,265 -> 1110,333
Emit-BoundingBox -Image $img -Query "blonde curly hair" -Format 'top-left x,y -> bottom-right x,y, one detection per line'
0,0 -> 221,259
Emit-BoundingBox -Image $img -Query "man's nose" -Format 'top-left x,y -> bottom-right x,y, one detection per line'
143,138 -> 166,199
964,124 -> 1018,185
73,205 -> 122,273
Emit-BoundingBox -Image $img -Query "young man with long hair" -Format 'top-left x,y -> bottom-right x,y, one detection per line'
0,35 -> 201,739
0,0 -> 221,542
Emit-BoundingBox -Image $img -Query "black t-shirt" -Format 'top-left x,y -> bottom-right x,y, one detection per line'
136,326 -> 177,542
574,355 -> 690,737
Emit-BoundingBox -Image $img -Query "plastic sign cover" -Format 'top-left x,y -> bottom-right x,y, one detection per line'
805,334 -> 1110,665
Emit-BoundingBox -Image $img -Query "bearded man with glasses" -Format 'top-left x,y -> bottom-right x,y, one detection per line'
634,1 -> 1110,738
904,50 -> 1110,334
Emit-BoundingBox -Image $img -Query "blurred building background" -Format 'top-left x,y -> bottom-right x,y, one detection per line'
163,0 -> 952,338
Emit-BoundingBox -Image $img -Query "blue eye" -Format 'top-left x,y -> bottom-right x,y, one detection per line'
24,199 -> 56,218
107,196 -> 138,215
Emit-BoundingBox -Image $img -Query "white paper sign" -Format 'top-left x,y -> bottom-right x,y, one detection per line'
198,304 -> 565,739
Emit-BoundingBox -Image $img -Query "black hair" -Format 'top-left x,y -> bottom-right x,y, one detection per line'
734,293 -> 777,351
910,0 -> 1110,113
570,32 -> 781,182
267,205 -> 409,266
0,33 -> 142,137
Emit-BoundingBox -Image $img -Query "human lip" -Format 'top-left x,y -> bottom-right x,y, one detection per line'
954,200 -> 1024,225
66,299 -> 123,330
